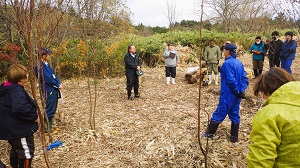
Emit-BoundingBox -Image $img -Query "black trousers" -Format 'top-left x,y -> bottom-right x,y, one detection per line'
166,66 -> 176,78
269,55 -> 280,68
126,70 -> 139,96
8,135 -> 34,168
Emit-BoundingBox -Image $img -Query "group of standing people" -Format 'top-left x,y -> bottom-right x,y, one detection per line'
0,31 -> 298,167
250,31 -> 297,77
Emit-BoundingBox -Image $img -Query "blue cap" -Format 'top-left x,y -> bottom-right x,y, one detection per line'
41,47 -> 53,56
224,44 -> 237,57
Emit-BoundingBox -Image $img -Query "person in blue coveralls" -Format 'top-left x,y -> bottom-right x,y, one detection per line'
280,31 -> 297,74
203,44 -> 249,143
36,47 -> 62,133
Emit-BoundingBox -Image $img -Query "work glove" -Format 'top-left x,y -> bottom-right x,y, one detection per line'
256,51 -> 261,55
237,92 -> 246,99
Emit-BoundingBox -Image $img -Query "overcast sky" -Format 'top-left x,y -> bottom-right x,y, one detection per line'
125,0 -> 202,27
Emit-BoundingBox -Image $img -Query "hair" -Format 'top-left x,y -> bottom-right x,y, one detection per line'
209,39 -> 215,43
127,44 -> 134,53
285,31 -> 293,37
253,67 -> 295,96
271,31 -> 279,36
255,36 -> 261,40
7,64 -> 28,84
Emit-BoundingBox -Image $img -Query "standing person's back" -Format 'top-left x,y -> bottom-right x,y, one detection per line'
0,64 -> 38,168
247,68 -> 300,167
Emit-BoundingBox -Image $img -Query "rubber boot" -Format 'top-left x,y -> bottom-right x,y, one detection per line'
9,155 -> 18,168
172,78 -> 176,84
208,75 -> 212,85
127,90 -> 133,100
230,122 -> 240,143
18,158 -> 32,168
253,69 -> 258,78
166,77 -> 170,85
203,120 -> 220,138
134,87 -> 140,98
44,118 -> 53,133
49,118 -> 53,133
214,75 -> 219,85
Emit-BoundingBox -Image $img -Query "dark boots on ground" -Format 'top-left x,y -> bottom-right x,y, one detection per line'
203,120 -> 240,143
44,117 -> 53,133
127,88 -> 140,100
203,120 -> 220,138
10,155 -> 32,168
230,122 -> 240,143
254,69 -> 263,78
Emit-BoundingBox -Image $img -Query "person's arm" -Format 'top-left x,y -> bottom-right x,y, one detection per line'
43,66 -> 60,88
289,40 -> 297,54
176,51 -> 179,63
217,47 -> 221,61
11,87 -> 38,122
204,47 -> 208,61
241,69 -> 249,92
124,54 -> 138,70
261,44 -> 266,54
223,63 -> 239,94
163,50 -> 169,58
250,45 -> 255,54
247,113 -> 281,167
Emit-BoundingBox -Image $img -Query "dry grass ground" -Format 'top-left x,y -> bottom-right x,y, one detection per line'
1,53 -> 299,167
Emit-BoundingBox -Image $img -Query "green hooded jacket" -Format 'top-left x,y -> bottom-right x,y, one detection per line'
204,45 -> 221,64
247,81 -> 300,167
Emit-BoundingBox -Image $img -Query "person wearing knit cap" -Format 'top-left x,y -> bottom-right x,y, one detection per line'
250,36 -> 266,78
203,44 -> 249,143
279,31 -> 297,74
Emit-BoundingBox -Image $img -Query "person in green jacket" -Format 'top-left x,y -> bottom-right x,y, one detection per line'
204,39 -> 221,85
247,67 -> 300,167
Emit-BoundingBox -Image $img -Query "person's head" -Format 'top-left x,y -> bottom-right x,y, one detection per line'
285,31 -> 293,41
254,67 -> 295,99
271,31 -> 279,40
128,44 -> 136,54
223,44 -> 237,58
167,42 -> 174,50
209,39 -> 215,47
7,64 -> 28,85
40,47 -> 52,62
255,36 -> 262,44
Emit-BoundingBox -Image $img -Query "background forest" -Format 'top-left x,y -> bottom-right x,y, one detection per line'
0,0 -> 299,78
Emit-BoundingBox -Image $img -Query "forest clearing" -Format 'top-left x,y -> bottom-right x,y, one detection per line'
1,51 -> 299,167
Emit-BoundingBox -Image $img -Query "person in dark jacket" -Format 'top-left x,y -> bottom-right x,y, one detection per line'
124,45 -> 141,100
280,31 -> 297,74
268,31 -> 283,68
0,64 -> 38,168
250,36 -> 266,78
203,44 -> 249,143
35,47 -> 62,133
